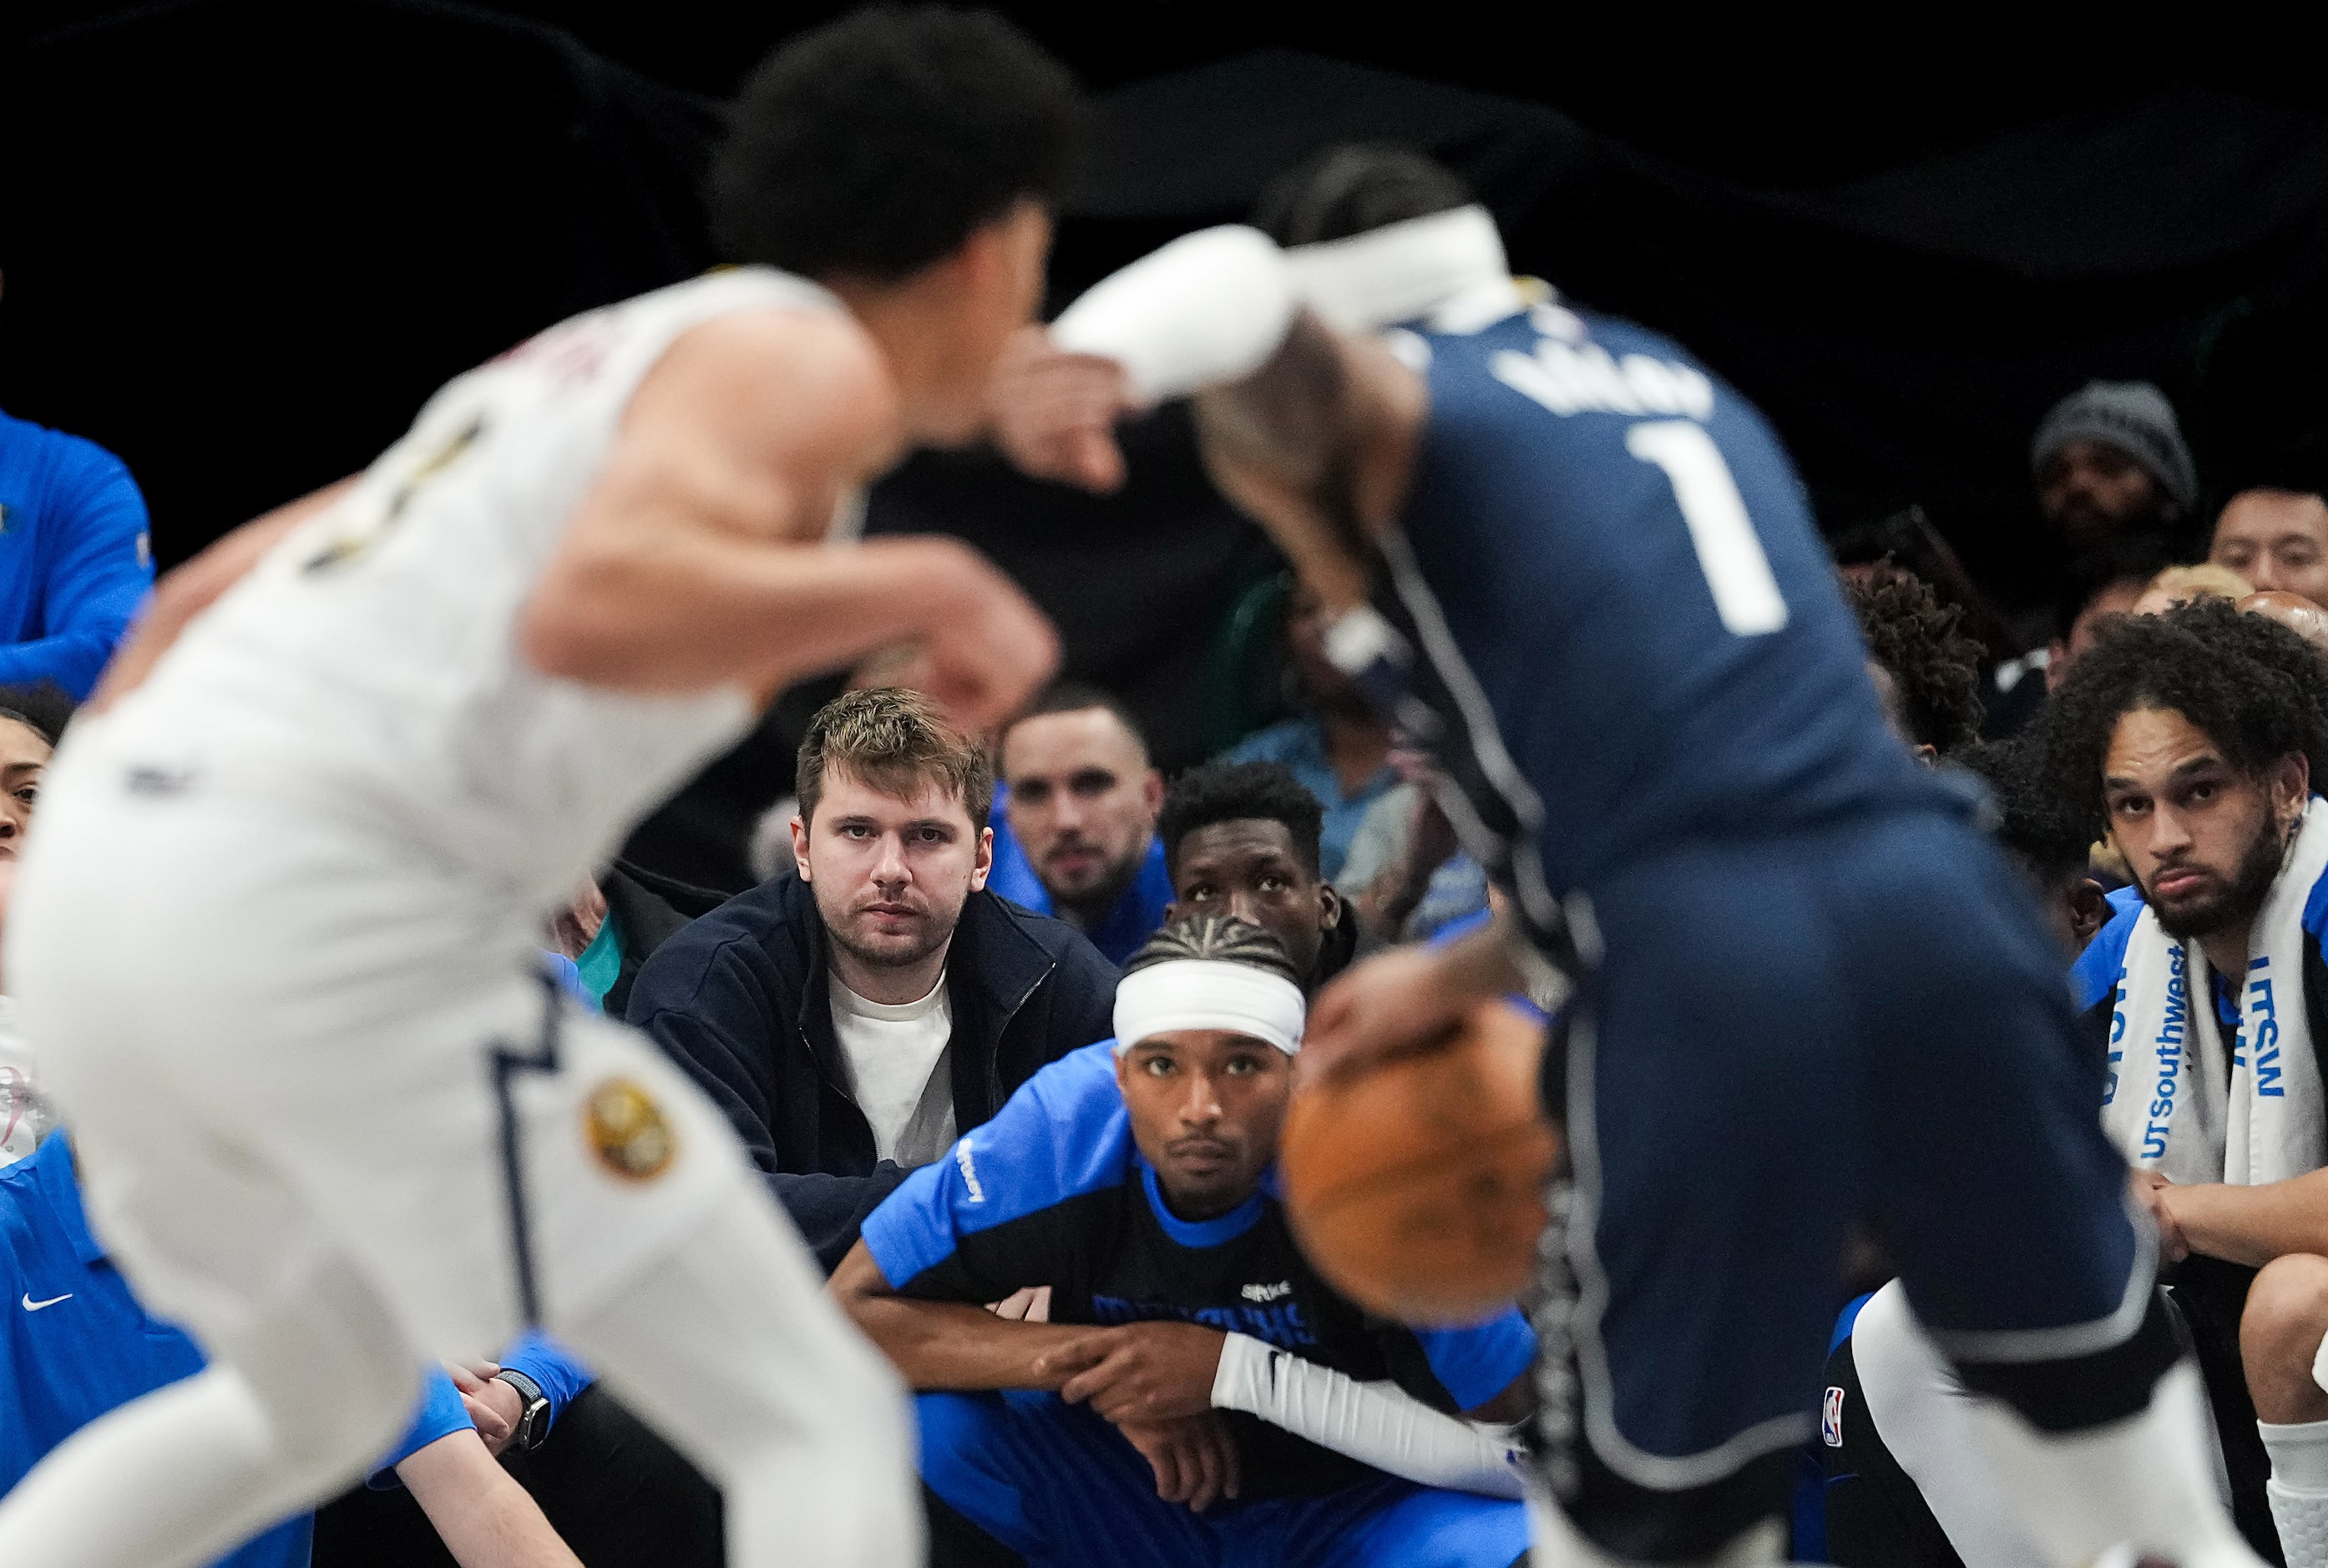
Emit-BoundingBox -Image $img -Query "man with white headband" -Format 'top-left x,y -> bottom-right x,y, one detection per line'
1030,189 -> 2261,1568
833,915 -> 1534,1568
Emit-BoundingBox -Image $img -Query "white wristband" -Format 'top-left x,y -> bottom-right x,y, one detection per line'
1209,1331 -> 1527,1499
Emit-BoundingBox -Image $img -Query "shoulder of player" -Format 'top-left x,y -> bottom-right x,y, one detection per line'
634,306 -> 903,467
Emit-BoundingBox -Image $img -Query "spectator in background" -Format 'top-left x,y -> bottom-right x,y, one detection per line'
989,683 -> 1172,965
0,682 -> 69,1166
1336,756 -> 1488,945
2042,533 -> 2180,695
1156,761 -> 1355,993
2032,380 -> 2198,551
1841,562 -> 1985,762
2212,487 -> 2328,609
630,688 -> 1118,1272
1219,582 -> 1395,881
0,326 -> 155,696
2133,562 -> 2251,616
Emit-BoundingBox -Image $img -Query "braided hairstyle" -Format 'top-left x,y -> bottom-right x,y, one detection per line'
1126,915 -> 1302,987
2037,595 -> 2328,842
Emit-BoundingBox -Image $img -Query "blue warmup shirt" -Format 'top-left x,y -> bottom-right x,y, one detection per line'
987,786 -> 1176,967
1351,305 -> 1949,962
0,408 -> 154,696
862,1041 -> 1536,1499
1219,716 -> 1396,883
0,1136 -> 514,1564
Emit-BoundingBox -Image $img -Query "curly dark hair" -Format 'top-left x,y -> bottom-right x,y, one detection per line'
1842,561 -> 1986,752
1157,761 -> 1326,879
1952,738 -> 2093,883
1250,144 -> 1474,247
2037,596 -> 2328,842
1126,915 -> 1302,987
0,681 -> 75,748
711,7 -> 1087,282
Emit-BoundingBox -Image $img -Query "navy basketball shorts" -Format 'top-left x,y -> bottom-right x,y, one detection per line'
1540,806 -> 2149,1504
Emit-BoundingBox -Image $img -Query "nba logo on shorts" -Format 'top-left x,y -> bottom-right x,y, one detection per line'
1820,1386 -> 1846,1448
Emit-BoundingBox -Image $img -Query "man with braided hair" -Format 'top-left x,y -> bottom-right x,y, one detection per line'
1842,562 -> 1986,762
2047,597 -> 2328,1565
835,914 -> 1533,1568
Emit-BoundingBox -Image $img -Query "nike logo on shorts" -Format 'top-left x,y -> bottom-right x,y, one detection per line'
22,1292 -> 73,1311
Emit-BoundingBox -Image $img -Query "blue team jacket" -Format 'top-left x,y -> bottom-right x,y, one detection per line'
0,408 -> 154,696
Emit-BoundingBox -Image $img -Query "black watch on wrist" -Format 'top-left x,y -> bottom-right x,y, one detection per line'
493,1368 -> 551,1454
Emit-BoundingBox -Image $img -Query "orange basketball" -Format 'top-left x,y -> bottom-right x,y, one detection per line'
1280,999 -> 1558,1325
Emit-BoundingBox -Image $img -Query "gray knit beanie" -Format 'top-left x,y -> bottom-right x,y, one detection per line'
2030,381 -> 2198,513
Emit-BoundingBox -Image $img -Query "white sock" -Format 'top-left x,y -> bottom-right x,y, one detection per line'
1966,1360 -> 2262,1568
2263,1419 -> 2328,1568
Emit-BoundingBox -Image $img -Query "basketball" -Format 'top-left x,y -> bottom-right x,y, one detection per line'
1279,999 -> 1558,1325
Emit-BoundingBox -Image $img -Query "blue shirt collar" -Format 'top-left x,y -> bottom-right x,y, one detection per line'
1136,1154 -> 1268,1247
27,1134 -> 107,1267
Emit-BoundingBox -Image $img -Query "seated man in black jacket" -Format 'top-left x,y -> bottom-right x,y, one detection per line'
631,686 -> 1121,1272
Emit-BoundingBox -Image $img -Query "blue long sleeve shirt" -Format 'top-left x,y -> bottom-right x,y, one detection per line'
0,408 -> 154,696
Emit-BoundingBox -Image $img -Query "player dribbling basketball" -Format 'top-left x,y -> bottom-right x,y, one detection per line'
0,12 -> 1083,1567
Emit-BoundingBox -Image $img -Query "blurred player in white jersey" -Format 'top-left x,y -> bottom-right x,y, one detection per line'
0,10 -> 1086,1567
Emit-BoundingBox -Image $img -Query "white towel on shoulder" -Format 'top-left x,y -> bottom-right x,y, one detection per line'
2103,799 -> 2328,1186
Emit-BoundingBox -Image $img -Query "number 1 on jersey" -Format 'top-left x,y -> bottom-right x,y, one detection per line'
1625,420 -> 1789,635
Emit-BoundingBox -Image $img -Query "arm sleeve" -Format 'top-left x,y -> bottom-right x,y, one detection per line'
0,443 -> 153,696
498,1330 -> 595,1429
367,1367 -> 476,1490
1210,1333 -> 1528,1498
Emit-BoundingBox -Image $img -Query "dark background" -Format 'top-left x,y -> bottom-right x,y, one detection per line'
8,3 -> 2328,883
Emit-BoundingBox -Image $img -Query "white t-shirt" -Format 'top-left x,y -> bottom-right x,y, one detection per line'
827,974 -> 956,1167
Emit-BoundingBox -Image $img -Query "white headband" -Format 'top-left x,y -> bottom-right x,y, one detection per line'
1285,205 -> 1511,335
1111,959 -> 1306,1057
1046,205 -> 1514,403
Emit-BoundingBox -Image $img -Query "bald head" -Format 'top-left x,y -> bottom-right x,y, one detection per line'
2242,589 -> 2328,656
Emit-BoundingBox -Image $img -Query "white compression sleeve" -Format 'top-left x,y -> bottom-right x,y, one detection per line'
1210,1330 -> 1528,1498
2263,1419 -> 2328,1568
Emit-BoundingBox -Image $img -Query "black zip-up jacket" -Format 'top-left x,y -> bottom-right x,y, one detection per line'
628,877 -> 1120,1272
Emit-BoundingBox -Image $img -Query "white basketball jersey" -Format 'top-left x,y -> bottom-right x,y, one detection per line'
103,266 -> 842,900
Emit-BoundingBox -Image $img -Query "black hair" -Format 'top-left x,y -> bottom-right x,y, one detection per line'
1156,761 -> 1325,879
2053,533 -> 2179,641
1841,561 -> 1985,752
1126,914 -> 1302,988
1006,680 -> 1150,757
0,681 -> 75,748
2038,596 -> 2328,842
1952,738 -> 2092,883
711,7 -> 1088,282
1250,143 -> 1474,247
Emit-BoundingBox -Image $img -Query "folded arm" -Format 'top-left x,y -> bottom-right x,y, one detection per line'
829,1238 -> 1097,1390
2162,1166 -> 2328,1267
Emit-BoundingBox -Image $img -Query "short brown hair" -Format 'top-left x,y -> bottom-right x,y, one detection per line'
797,687 -> 994,828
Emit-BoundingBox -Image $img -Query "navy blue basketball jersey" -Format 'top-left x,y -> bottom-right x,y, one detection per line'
860,1042 -> 1537,1498
1347,302 -> 1949,962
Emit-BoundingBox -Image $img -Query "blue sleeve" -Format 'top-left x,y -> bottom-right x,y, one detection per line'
499,1330 -> 595,1429
859,1040 -> 1130,1298
367,1367 -> 475,1488
0,439 -> 153,697
1409,1308 -> 1538,1411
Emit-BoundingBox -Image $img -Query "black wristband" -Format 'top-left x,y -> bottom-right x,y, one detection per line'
493,1368 -> 551,1453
